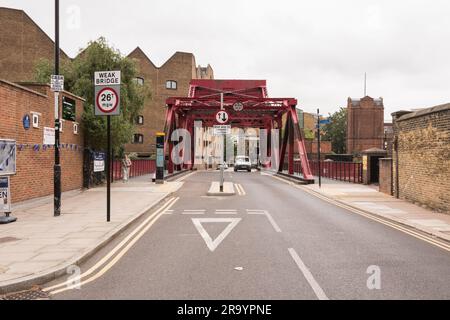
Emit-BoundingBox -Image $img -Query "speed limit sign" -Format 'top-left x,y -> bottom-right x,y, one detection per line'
215,110 -> 229,124
96,87 -> 119,114
94,71 -> 121,116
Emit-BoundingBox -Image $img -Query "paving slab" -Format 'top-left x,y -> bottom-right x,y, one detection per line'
0,174 -> 184,293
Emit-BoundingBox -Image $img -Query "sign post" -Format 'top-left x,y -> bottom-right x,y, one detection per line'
0,139 -> 17,224
95,71 -> 121,222
155,133 -> 165,184
317,109 -> 321,188
216,97 -> 229,192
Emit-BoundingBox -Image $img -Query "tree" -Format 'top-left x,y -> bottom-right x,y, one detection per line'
34,37 -> 149,155
322,107 -> 347,154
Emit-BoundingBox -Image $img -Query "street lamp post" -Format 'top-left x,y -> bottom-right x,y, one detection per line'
54,0 -> 61,216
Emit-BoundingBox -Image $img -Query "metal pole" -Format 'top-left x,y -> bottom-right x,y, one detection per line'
54,0 -> 61,217
317,108 -> 321,188
107,116 -> 111,221
220,92 -> 224,192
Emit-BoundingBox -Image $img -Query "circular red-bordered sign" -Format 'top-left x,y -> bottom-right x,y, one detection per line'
215,110 -> 229,124
96,87 -> 119,114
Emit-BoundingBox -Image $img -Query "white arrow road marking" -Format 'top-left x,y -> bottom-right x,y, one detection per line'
192,218 -> 241,252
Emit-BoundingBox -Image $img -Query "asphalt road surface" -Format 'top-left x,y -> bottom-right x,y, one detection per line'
47,171 -> 450,300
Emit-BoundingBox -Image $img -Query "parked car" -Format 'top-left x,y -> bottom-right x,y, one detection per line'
234,156 -> 252,172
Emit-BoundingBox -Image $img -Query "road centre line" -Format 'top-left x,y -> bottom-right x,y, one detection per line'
288,248 -> 329,300
44,197 -> 179,294
234,183 -> 242,195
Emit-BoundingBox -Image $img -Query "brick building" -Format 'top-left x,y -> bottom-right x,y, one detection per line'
0,7 -> 70,82
391,104 -> 450,214
297,110 -> 332,159
0,7 -> 214,158
346,96 -> 384,154
0,80 -> 85,202
126,48 -> 213,156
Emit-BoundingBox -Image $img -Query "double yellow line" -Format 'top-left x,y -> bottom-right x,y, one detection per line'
44,196 -> 179,295
269,175 -> 450,253
234,183 -> 246,196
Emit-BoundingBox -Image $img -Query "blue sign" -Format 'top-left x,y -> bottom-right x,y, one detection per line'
23,114 -> 30,130
319,119 -> 331,125
93,152 -> 106,172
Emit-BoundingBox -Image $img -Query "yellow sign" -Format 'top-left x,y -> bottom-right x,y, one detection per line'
362,155 -> 368,171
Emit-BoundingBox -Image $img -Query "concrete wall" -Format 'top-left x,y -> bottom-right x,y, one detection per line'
0,80 -> 84,203
392,104 -> 450,214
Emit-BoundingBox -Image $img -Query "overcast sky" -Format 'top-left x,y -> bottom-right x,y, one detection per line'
2,0 -> 450,119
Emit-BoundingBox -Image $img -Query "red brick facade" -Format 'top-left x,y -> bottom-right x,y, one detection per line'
0,80 -> 84,203
126,48 -> 213,156
346,96 -> 384,154
0,7 -> 70,82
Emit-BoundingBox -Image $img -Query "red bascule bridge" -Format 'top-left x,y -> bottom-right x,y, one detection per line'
164,79 -> 314,183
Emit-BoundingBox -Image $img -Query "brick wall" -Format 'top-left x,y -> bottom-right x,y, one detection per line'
0,7 -> 70,82
392,104 -> 450,213
0,80 -> 84,203
347,96 -> 384,154
379,158 -> 392,195
125,48 -> 213,156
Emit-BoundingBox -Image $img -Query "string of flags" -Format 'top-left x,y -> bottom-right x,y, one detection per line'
17,143 -> 83,152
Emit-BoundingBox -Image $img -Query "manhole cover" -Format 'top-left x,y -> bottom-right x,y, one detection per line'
0,286 -> 50,300
0,237 -> 20,244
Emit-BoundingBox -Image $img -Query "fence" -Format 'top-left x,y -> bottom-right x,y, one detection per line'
309,161 -> 362,183
293,160 -> 362,183
112,159 -> 156,180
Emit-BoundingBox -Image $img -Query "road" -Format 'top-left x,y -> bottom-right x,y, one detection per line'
47,170 -> 450,300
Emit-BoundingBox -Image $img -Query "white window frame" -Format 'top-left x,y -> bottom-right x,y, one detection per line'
31,111 -> 41,128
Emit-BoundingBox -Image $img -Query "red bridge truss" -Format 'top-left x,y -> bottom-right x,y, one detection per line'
164,79 -> 314,183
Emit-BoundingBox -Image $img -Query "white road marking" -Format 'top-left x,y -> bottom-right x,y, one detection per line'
288,248 -> 329,300
246,210 -> 281,232
216,209 -> 237,214
175,171 -> 197,182
182,209 -> 205,215
238,183 -> 246,195
234,183 -> 246,196
266,174 -> 450,252
45,197 -> 180,294
192,218 -> 241,252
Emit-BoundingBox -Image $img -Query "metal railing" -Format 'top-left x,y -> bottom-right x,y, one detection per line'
112,159 -> 156,180
309,161 -> 363,183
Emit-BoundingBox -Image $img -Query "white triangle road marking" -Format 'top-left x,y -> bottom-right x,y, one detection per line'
192,218 -> 241,252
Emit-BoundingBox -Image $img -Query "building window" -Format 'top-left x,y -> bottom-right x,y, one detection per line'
136,115 -> 144,125
31,112 -> 41,128
133,134 -> 144,144
166,80 -> 177,90
62,96 -> 76,121
134,77 -> 144,86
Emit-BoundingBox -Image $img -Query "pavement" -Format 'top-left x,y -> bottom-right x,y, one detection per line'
0,174 -> 183,294
43,170 -> 449,300
302,177 -> 450,242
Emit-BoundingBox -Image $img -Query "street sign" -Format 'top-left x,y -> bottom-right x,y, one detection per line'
94,71 -> 121,116
50,75 -> 64,92
233,102 -> 244,112
213,125 -> 231,136
0,176 -> 11,213
215,110 -> 229,124
93,152 -> 105,172
320,119 -> 331,125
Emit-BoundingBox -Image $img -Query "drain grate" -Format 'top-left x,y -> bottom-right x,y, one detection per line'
0,237 -> 20,244
0,286 -> 50,300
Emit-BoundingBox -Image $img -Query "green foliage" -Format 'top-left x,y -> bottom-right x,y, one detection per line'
34,37 -> 149,155
322,107 -> 347,154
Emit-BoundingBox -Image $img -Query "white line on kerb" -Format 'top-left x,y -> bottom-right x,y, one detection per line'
288,248 -> 329,300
